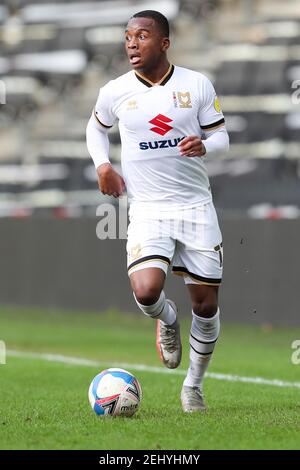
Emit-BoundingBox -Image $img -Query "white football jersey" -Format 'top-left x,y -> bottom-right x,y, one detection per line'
94,65 -> 225,207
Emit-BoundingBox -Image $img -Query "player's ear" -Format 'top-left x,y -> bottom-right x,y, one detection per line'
161,38 -> 170,52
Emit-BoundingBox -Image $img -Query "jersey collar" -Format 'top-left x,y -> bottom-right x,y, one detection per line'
134,64 -> 174,88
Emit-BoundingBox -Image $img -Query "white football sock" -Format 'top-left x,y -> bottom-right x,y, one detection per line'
134,290 -> 177,326
183,308 -> 220,389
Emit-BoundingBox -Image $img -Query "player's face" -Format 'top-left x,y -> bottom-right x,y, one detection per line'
125,17 -> 169,71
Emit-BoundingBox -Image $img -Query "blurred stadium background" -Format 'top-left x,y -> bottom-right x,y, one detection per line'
0,0 -> 299,322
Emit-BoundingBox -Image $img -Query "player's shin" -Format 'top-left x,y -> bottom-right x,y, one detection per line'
133,290 -> 176,325
184,308 -> 220,389
134,290 -> 182,369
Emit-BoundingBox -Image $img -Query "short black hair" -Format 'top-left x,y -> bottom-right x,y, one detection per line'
131,10 -> 169,37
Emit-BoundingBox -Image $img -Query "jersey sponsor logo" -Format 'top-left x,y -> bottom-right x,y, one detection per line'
149,114 -> 173,136
173,91 -> 192,108
139,136 -> 185,150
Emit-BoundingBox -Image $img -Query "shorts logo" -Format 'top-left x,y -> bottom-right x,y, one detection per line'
173,91 -> 192,108
130,244 -> 142,261
149,114 -> 173,136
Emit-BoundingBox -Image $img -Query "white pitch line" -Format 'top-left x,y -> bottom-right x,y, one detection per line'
7,349 -> 300,390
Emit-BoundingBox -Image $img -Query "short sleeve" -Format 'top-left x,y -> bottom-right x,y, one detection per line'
197,75 -> 225,131
93,82 -> 117,128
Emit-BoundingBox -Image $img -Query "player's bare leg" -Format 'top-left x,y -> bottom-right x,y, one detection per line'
181,284 -> 220,412
130,268 -> 182,369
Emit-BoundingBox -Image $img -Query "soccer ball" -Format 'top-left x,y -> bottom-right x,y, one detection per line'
88,368 -> 142,417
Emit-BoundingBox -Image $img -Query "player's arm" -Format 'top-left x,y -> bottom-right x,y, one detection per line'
86,83 -> 125,198
178,126 -> 229,157
179,75 -> 229,158
96,162 -> 125,198
86,115 -> 125,198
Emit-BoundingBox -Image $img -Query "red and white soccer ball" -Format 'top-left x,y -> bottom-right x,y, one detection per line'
88,368 -> 142,417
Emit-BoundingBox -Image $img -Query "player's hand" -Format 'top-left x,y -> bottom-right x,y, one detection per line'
97,163 -> 126,198
178,136 -> 206,157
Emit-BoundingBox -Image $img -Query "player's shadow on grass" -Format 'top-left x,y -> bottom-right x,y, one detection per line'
137,409 -> 208,420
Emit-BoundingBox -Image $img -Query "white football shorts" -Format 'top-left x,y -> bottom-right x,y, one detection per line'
127,201 -> 223,286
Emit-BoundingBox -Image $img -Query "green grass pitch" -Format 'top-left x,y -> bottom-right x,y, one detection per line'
0,306 -> 300,450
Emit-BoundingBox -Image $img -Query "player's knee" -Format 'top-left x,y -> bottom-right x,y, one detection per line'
133,285 -> 161,306
192,300 -> 218,318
